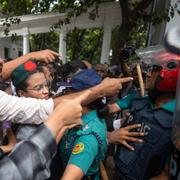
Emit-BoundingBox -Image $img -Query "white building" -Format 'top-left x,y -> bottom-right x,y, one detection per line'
0,37 -> 23,60
0,0 -> 177,61
0,1 -> 121,63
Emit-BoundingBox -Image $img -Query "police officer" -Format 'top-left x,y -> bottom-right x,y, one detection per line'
114,50 -> 178,179
59,69 -> 107,180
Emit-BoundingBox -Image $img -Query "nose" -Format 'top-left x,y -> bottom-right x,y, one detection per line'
42,85 -> 49,94
146,72 -> 151,78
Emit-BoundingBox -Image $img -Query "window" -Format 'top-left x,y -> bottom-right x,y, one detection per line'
18,51 -> 23,57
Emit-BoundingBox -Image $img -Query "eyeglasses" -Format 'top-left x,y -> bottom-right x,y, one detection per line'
165,60 -> 179,70
27,82 -> 50,92
148,60 -> 179,72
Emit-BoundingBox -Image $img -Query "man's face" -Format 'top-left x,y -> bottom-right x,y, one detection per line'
95,64 -> 107,78
145,69 -> 161,91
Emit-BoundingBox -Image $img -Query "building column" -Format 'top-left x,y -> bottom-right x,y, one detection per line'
23,33 -> 30,55
59,30 -> 67,64
100,26 -> 112,64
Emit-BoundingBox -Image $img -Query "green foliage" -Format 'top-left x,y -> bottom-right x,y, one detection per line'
0,17 -> 21,36
30,31 -> 59,51
0,0 -> 33,15
66,27 -> 103,64
0,0 -> 180,64
128,24 -> 147,48
50,1 -> 100,31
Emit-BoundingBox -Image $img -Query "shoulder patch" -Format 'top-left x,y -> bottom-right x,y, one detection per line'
72,143 -> 84,154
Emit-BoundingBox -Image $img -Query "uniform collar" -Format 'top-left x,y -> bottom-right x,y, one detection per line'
161,99 -> 175,113
82,110 -> 98,124
123,93 -> 175,113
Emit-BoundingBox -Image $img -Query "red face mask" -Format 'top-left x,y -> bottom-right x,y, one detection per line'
157,68 -> 178,92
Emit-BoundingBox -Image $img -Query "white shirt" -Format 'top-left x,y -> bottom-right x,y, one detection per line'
0,90 -> 54,124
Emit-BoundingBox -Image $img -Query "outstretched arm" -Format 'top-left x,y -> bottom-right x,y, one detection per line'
45,90 -> 91,143
53,77 -> 133,108
0,91 -> 90,180
2,49 -> 59,80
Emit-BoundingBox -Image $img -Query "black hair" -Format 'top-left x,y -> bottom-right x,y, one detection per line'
0,82 -> 11,91
119,47 -> 135,60
15,80 -> 28,94
87,99 -> 109,119
56,60 -> 87,81
70,60 -> 87,70
15,68 -> 44,96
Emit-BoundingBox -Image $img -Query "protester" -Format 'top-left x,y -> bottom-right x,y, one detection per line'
0,49 -> 132,179
10,60 -> 50,141
10,60 -> 62,180
0,90 -> 90,180
94,64 -> 108,79
0,49 -> 132,124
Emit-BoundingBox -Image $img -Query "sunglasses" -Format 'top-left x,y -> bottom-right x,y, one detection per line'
165,60 -> 179,70
148,60 -> 179,72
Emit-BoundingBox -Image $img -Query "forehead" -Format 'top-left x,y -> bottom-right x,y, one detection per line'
26,72 -> 46,85
95,64 -> 105,69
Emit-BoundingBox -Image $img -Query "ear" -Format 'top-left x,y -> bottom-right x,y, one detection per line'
17,90 -> 27,97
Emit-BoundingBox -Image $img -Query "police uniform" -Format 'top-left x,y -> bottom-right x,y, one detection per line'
115,93 -> 175,180
59,110 -> 107,180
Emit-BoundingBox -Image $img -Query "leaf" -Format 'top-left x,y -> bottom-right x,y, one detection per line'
170,9 -> 174,18
177,9 -> 180,15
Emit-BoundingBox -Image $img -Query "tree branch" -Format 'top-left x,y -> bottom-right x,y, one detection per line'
119,0 -> 131,25
131,0 -> 153,17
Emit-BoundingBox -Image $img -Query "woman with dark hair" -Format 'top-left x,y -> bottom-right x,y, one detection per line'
11,60 -> 50,141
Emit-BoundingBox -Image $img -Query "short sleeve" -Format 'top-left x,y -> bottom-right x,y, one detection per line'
68,134 -> 98,175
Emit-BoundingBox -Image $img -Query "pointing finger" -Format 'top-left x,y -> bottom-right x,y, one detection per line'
120,77 -> 133,84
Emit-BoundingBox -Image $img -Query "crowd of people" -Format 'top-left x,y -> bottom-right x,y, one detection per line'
0,46 -> 177,180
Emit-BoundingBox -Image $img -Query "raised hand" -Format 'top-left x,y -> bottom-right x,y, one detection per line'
99,77 -> 133,96
29,49 -> 59,63
107,124 -> 144,151
45,90 -> 91,143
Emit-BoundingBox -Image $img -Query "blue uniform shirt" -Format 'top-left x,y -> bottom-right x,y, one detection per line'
115,93 -> 175,179
116,93 -> 175,113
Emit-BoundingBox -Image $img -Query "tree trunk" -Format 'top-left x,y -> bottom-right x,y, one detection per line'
112,0 -> 154,65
